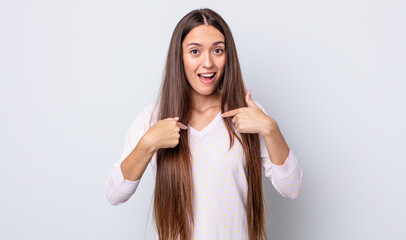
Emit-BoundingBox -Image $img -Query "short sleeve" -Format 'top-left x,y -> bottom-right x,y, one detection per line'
254,100 -> 304,199
105,103 -> 156,205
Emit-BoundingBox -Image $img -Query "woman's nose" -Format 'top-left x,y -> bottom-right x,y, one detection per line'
202,52 -> 213,68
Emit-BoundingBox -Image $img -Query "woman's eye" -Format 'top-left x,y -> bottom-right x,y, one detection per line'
214,49 -> 224,54
190,49 -> 199,55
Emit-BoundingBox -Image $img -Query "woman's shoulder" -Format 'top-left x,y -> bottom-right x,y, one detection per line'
141,101 -> 160,126
127,101 -> 159,133
252,100 -> 268,115
141,101 -> 159,118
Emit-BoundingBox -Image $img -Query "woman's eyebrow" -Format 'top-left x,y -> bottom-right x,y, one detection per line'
187,41 -> 225,47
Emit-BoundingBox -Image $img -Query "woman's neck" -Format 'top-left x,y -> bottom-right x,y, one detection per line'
190,89 -> 221,112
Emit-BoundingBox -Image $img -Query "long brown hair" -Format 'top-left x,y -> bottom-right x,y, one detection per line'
152,8 -> 266,240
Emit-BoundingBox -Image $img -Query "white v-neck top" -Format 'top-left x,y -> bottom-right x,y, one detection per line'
188,111 -> 222,138
105,101 -> 304,239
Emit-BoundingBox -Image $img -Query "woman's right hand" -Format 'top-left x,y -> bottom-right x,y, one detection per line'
143,117 -> 188,152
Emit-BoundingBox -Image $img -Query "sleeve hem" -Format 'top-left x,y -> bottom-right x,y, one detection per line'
270,149 -> 298,179
111,163 -> 140,193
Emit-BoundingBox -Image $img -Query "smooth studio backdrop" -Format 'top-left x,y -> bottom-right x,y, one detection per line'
0,0 -> 405,239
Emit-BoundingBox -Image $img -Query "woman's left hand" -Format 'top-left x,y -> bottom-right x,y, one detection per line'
221,90 -> 276,136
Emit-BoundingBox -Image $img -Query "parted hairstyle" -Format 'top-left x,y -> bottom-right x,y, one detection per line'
151,8 -> 267,240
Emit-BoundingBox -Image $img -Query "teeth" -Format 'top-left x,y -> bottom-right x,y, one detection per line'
200,73 -> 215,77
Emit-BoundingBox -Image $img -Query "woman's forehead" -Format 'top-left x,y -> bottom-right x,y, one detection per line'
183,25 -> 225,47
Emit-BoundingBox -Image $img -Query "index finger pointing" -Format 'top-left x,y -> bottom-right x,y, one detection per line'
221,109 -> 240,118
176,121 -> 188,130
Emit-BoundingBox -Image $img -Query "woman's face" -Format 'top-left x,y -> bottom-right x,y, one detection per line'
182,25 -> 226,98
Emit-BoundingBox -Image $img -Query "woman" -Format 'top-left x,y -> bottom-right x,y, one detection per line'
105,8 -> 303,240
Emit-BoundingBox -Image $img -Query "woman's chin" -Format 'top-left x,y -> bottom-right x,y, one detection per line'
192,87 -> 218,97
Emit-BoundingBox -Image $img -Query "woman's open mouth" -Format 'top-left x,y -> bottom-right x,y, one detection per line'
198,72 -> 216,84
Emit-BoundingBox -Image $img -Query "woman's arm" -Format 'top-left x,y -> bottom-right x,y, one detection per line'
260,119 -> 290,166
120,135 -> 156,181
256,104 -> 304,199
105,105 -> 153,206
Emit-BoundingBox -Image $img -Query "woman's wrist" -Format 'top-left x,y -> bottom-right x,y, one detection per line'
139,134 -> 158,156
260,117 -> 278,138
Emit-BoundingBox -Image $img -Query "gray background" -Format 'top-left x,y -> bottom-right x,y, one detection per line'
1,0 -> 405,239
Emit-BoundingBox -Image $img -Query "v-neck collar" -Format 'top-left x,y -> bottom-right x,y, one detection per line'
188,111 -> 222,138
